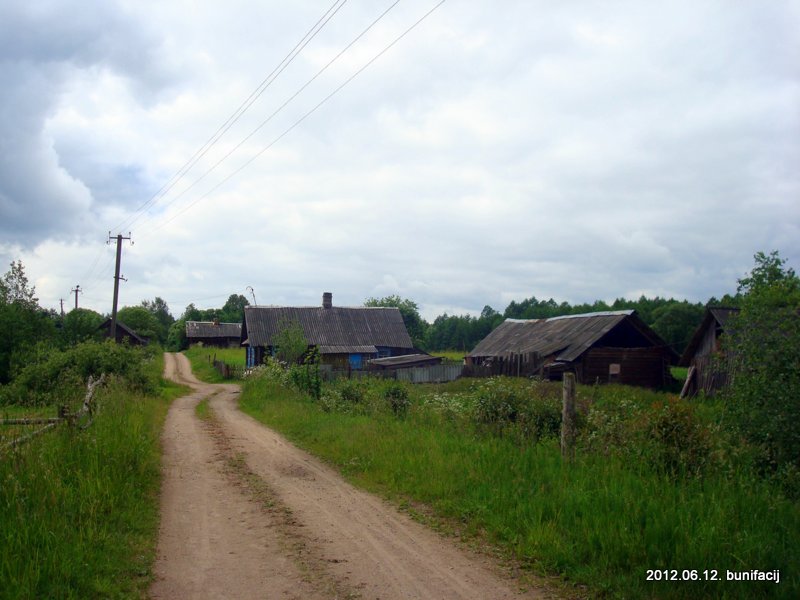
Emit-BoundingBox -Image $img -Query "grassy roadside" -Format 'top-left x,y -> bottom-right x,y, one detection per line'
183,345 -> 245,384
0,351 -> 185,599
238,372 -> 799,599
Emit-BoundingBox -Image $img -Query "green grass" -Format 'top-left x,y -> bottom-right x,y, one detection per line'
240,375 -> 800,599
429,350 -> 467,363
0,352 -> 177,599
183,344 -> 245,383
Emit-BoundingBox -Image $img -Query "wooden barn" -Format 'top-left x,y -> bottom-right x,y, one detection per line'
241,293 -> 415,369
467,310 -> 678,388
678,306 -> 740,397
185,320 -> 242,348
98,319 -> 148,346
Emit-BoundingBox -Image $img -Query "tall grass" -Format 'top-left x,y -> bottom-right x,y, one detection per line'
240,374 -> 800,599
0,353 -> 179,599
183,344 -> 245,383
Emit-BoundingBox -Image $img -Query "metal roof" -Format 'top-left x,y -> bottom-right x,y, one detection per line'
242,305 -> 414,350
368,353 -> 442,368
185,321 -> 242,339
468,310 -> 673,362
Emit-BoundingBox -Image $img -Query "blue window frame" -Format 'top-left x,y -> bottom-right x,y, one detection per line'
349,353 -> 362,370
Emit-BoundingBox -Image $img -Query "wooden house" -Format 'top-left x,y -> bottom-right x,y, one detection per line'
185,320 -> 242,348
241,293 -> 415,369
467,310 -> 677,388
678,307 -> 739,397
98,319 -> 148,346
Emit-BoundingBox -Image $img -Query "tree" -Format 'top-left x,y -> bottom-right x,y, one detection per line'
166,319 -> 188,351
650,301 -> 705,354
220,294 -> 249,323
61,308 -> 104,346
725,251 -> 800,485
364,295 -> 428,348
0,261 -> 56,383
142,297 -> 174,331
273,319 -> 308,364
117,306 -> 163,344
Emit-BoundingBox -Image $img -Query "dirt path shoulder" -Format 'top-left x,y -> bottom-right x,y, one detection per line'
152,353 -> 555,599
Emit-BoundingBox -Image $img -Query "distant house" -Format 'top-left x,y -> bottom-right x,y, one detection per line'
98,319 -> 148,346
467,310 -> 678,388
678,307 -> 740,397
241,292 -> 415,369
185,320 -> 242,348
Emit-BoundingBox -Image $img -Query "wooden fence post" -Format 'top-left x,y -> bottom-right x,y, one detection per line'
561,372 -> 576,462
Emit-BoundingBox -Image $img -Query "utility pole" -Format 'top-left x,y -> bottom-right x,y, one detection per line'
246,286 -> 258,306
108,232 -> 133,341
59,298 -> 65,317
70,284 -> 81,310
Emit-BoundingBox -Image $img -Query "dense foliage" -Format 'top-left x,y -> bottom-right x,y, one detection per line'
724,251 -> 800,493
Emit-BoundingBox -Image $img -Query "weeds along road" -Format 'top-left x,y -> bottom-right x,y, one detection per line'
152,352 -> 553,600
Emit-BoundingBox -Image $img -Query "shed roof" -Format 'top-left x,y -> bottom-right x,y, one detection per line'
368,353 -> 441,368
98,319 -> 148,345
468,310 -> 675,362
242,305 -> 414,351
185,321 -> 242,339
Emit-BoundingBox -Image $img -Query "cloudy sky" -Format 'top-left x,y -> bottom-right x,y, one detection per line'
1,0 -> 798,320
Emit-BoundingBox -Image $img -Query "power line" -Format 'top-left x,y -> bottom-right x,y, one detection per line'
136,0 -> 405,238
141,0 -> 446,239
111,0 -> 349,234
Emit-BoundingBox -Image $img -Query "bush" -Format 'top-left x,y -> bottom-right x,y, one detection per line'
4,340 -> 156,406
383,382 -> 410,417
472,377 -> 562,441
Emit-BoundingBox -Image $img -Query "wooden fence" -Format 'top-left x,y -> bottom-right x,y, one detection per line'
1,375 -> 105,453
463,352 -> 543,378
212,359 -> 245,380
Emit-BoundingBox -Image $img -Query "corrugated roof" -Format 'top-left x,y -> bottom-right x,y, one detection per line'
468,310 -> 672,362
243,305 -> 414,350
368,353 -> 441,368
185,321 -> 242,339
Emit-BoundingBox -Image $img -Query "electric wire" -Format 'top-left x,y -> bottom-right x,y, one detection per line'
135,0 -> 404,238
110,0 -> 349,235
140,0 -> 446,240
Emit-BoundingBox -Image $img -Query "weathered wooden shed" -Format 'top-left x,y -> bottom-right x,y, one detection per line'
467,310 -> 677,388
241,293 -> 415,369
98,319 -> 148,346
678,306 -> 739,397
185,320 -> 242,348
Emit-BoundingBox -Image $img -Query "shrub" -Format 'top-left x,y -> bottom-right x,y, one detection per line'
383,382 -> 410,417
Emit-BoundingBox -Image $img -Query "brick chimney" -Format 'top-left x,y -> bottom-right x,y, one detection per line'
322,292 -> 332,309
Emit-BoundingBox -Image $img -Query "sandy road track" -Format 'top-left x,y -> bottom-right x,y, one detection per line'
151,353 -> 553,599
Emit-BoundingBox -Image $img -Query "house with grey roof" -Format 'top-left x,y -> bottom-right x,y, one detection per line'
241,292 -> 415,369
467,310 -> 678,388
185,320 -> 242,348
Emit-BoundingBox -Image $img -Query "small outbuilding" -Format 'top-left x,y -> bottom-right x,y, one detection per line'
186,320 -> 242,348
368,353 -> 442,370
242,292 -> 415,369
467,310 -> 678,388
99,319 -> 148,346
678,306 -> 739,397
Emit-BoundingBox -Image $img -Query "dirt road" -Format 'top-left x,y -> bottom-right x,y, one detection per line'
151,353 -> 552,599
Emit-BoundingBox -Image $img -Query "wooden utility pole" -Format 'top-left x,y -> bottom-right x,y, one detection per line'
561,372 -> 577,462
59,298 -> 65,317
70,285 -> 81,310
108,232 -> 133,341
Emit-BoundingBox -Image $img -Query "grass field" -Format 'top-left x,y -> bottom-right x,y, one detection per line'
239,371 -> 800,599
183,344 -> 246,383
429,350 -> 467,363
0,351 -> 187,599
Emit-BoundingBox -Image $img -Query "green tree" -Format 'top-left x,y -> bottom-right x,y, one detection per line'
0,261 -> 56,383
650,301 -> 705,354
116,306 -> 163,344
725,251 -> 800,485
364,295 -> 428,348
273,319 -> 308,364
141,297 -> 174,334
220,294 -> 249,323
61,308 -> 104,346
166,319 -> 188,351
